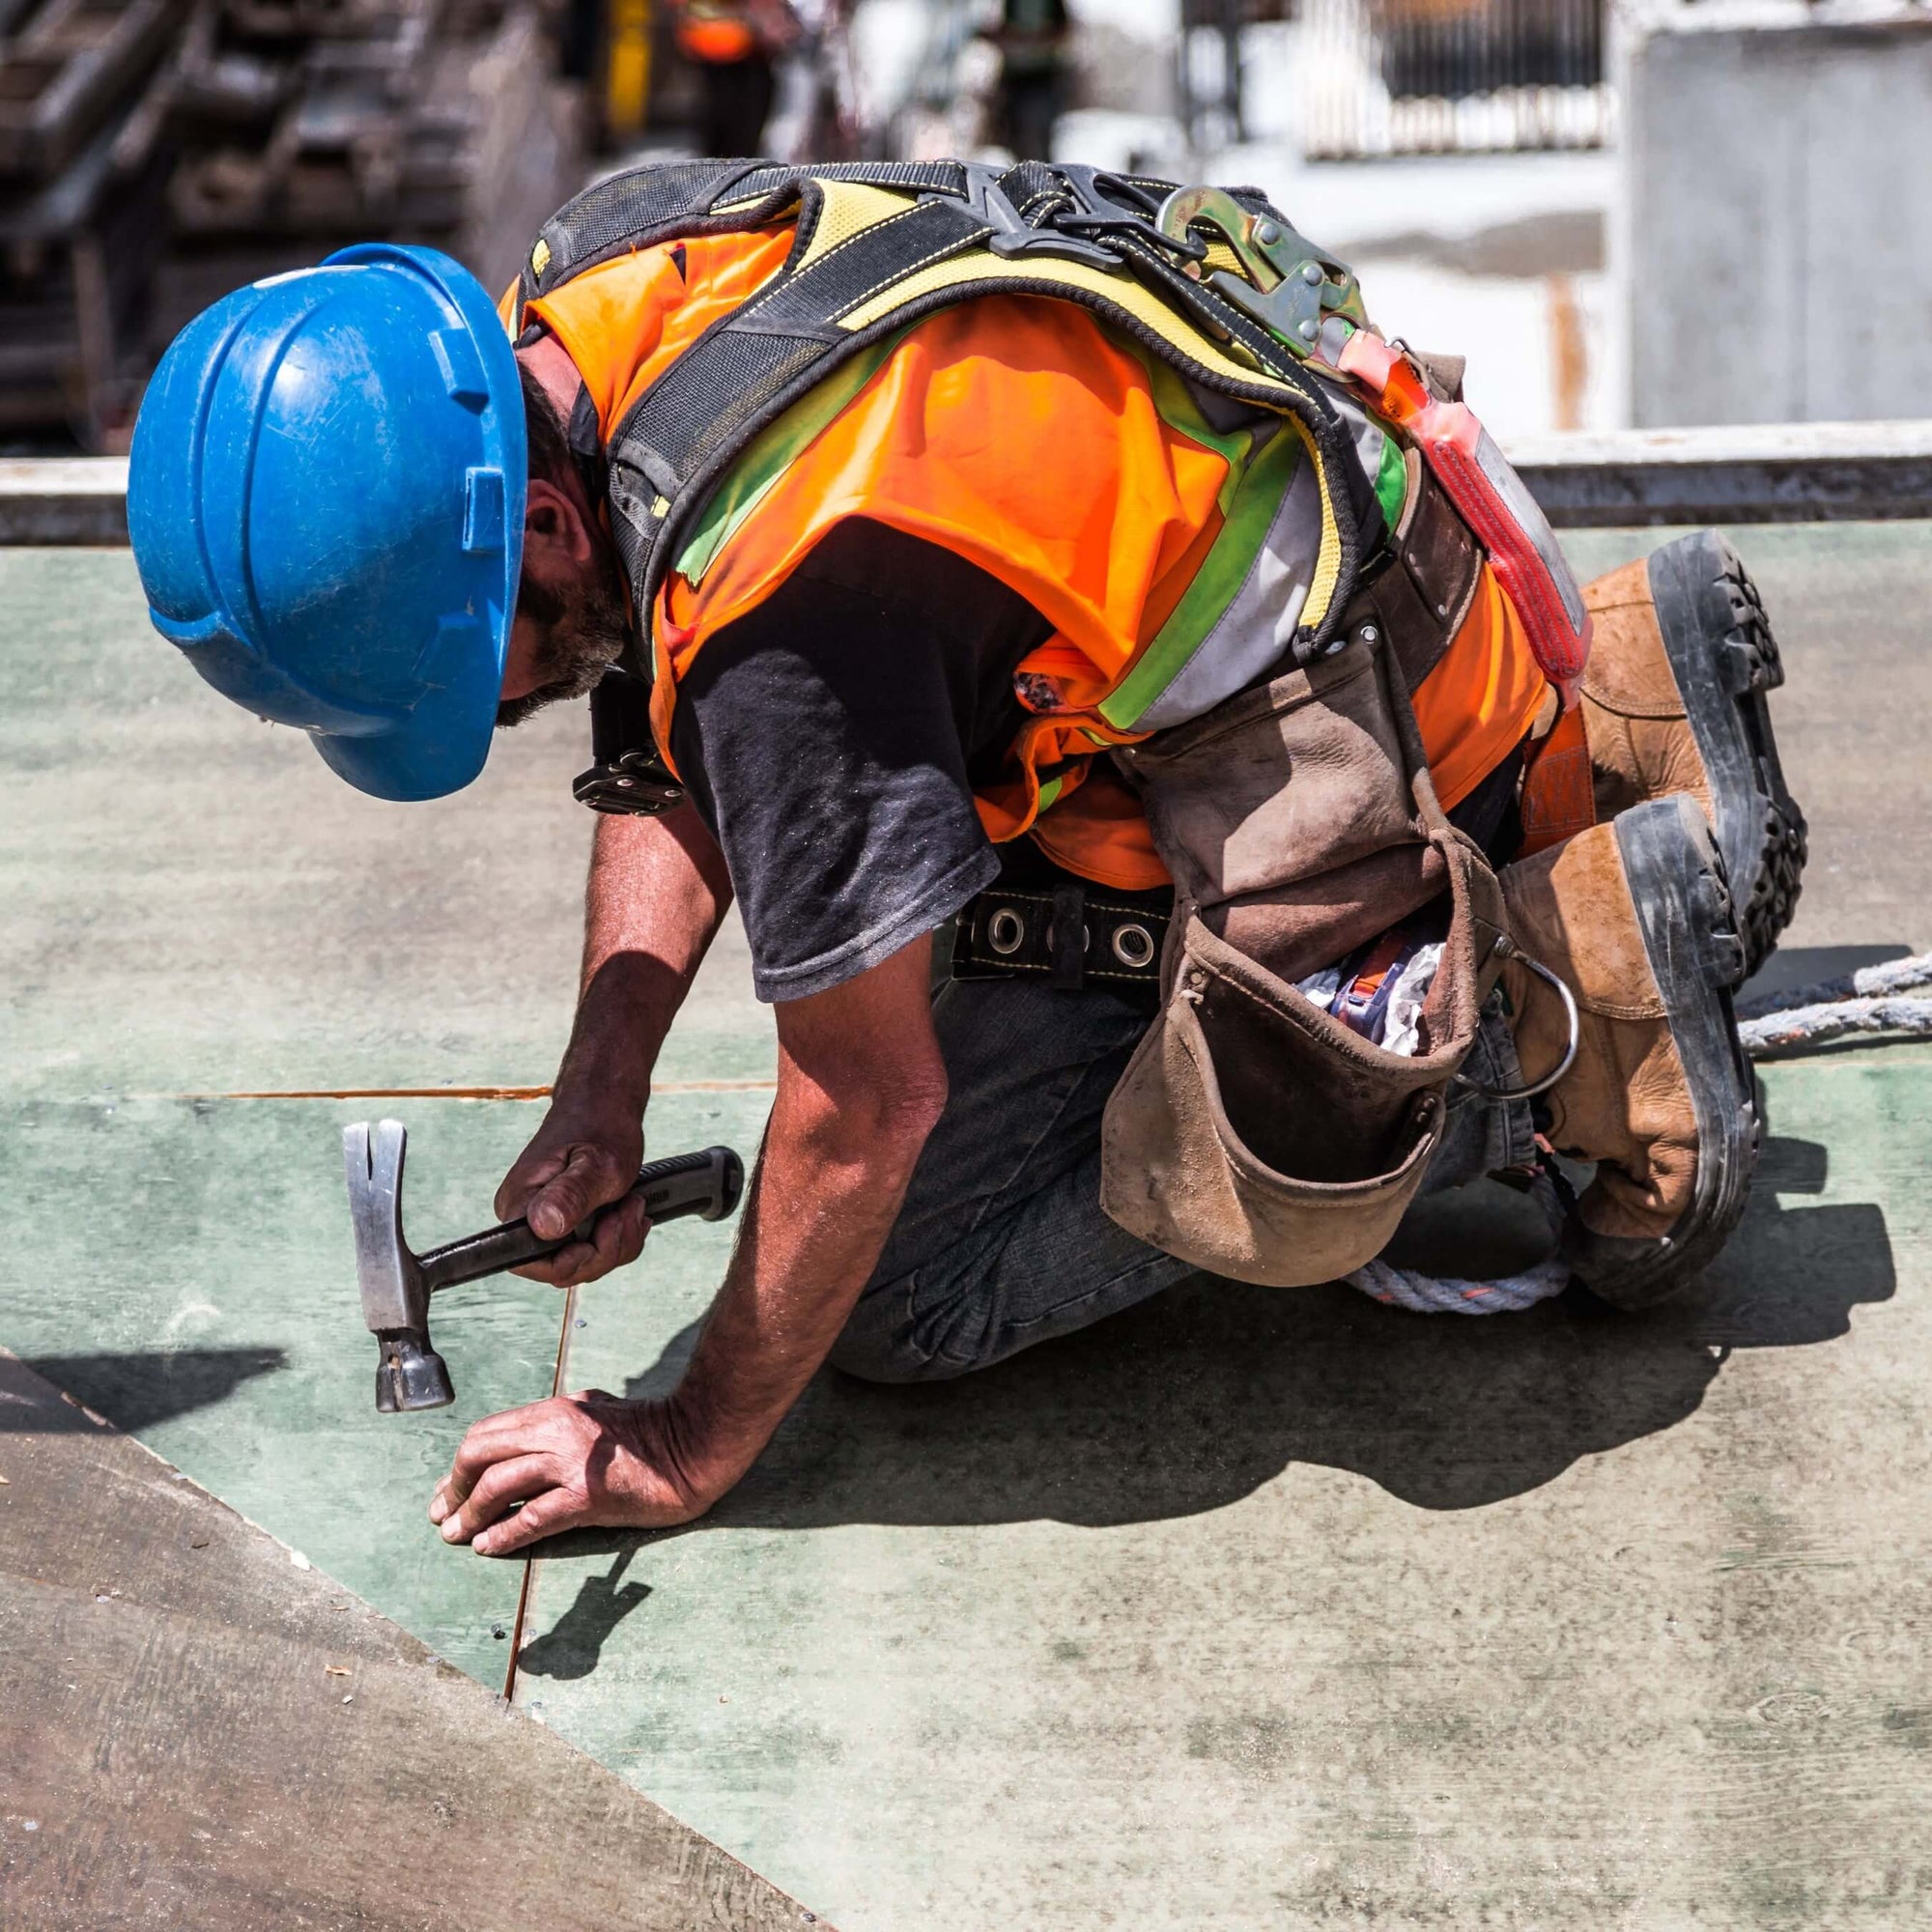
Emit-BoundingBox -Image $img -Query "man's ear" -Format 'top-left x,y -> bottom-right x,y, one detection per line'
524,476 -> 597,568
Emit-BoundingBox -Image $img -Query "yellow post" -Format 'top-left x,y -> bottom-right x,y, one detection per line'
606,0 -> 654,139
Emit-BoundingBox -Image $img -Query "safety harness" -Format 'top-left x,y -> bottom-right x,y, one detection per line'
525,156 -> 1586,818
516,158 -> 1600,1280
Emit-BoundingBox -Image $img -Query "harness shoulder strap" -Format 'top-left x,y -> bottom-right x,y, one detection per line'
522,158 -> 975,305
529,159 -> 1382,672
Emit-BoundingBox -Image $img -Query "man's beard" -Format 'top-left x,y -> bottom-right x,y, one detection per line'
496,568 -> 632,727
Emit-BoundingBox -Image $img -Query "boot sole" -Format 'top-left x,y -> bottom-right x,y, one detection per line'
1581,796 -> 1760,1309
1646,530 -> 1808,979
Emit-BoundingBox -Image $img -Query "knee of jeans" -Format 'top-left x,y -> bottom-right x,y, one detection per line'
825,1294 -> 935,1384
828,1290 -> 996,1385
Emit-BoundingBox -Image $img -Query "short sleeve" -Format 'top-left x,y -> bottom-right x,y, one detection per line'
668,527 -> 1039,1002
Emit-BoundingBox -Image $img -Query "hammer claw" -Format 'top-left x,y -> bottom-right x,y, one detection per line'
345,1118 -> 419,1337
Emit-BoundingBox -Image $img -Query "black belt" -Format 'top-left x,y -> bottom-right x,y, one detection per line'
952,882 -> 1169,990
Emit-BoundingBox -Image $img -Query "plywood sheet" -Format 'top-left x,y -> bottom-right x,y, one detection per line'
512,1055 -> 1932,1927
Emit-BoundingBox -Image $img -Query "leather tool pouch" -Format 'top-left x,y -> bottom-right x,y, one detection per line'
1099,612 -> 1512,1287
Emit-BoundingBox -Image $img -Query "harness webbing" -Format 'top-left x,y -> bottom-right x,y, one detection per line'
521,159 -> 1386,683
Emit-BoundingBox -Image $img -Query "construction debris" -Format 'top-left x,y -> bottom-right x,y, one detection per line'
0,0 -> 583,449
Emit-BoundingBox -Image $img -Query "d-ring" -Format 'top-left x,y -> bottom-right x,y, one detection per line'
1452,952 -> 1579,1103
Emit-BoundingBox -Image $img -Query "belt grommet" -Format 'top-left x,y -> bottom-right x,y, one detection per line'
1111,923 -> 1155,969
986,907 -> 1026,956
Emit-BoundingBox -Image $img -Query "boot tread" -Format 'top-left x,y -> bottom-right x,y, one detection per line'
1576,796 -> 1760,1310
1644,531 -> 1807,980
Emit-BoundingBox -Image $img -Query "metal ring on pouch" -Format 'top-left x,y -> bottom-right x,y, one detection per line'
986,907 -> 1026,955
1111,923 -> 1156,969
1451,952 -> 1579,1103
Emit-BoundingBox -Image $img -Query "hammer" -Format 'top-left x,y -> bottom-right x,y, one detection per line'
344,1119 -> 744,1414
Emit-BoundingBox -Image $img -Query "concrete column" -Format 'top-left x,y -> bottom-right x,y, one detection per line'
1625,10 -> 1932,426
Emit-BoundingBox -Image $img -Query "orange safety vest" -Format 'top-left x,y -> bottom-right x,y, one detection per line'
506,227 -> 1546,889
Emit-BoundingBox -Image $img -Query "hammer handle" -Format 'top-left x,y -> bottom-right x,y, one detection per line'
416,1145 -> 745,1293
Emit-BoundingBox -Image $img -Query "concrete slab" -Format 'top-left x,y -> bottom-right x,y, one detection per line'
0,1351 -> 817,1930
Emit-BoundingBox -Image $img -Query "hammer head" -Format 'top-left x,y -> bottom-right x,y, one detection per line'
344,1119 -> 455,1413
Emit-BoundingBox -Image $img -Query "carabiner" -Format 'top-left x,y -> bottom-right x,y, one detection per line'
1154,185 -> 1367,358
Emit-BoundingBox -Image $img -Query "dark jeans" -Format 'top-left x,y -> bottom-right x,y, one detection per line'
830,758 -> 1532,1383
827,974 -> 1532,1384
828,977 -> 1193,1382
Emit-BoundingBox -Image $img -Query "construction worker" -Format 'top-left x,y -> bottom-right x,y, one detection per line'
127,162 -> 1803,1553
671,0 -> 800,156
987,0 -> 1072,160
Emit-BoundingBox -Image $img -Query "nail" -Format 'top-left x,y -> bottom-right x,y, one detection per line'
440,1519 -> 463,1542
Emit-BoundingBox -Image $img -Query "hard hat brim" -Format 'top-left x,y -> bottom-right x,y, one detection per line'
321,243 -> 527,802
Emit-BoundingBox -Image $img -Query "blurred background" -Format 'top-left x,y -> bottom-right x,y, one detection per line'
0,0 -> 1925,452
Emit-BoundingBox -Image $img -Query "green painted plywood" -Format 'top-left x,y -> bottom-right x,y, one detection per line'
2,1095 -> 559,1680
512,1054 -> 1930,1928
2,1088 -> 773,1686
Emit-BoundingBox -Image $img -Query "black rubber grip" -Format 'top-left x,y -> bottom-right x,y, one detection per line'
418,1145 -> 744,1293
632,1145 -> 744,1224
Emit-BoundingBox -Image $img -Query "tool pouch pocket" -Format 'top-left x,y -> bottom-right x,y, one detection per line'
1100,628 -> 1511,1286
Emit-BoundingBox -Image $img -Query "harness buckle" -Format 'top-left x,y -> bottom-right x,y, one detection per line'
958,164 -> 1119,270
573,668 -> 685,815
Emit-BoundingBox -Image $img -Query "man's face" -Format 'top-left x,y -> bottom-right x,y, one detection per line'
497,478 -> 631,728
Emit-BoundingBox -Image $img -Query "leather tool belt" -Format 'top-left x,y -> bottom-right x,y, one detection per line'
952,883 -> 1171,990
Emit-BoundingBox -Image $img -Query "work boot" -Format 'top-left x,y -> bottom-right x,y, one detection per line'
1577,530 -> 1806,977
1499,794 -> 1758,1310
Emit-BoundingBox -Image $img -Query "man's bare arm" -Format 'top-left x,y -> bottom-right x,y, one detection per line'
497,803 -> 733,1285
431,933 -> 948,1551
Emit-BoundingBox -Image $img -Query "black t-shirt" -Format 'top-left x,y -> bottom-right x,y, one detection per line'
669,519 -> 1053,1002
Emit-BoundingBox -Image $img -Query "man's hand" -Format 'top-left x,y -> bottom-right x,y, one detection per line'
496,1105 -> 649,1288
433,934 -> 947,1555
497,805 -> 736,1288
429,1390 -> 711,1555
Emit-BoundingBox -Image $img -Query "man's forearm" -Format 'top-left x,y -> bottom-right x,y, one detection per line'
651,937 -> 949,1500
658,1059 -> 942,1495
554,804 -> 733,1114
440,935 -> 950,1546
657,1065 -> 944,1497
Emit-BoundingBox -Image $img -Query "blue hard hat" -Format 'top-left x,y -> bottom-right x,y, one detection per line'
128,243 -> 526,802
